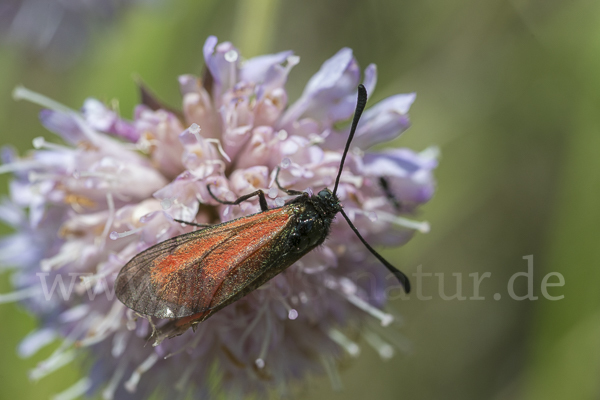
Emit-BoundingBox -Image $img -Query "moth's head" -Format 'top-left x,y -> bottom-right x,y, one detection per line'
317,188 -> 337,201
313,188 -> 342,215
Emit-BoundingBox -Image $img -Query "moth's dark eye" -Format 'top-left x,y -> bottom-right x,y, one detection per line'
318,189 -> 332,199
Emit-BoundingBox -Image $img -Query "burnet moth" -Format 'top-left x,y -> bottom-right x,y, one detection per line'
115,84 -> 410,338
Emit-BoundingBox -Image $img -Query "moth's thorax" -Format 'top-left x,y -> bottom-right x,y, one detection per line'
283,188 -> 341,253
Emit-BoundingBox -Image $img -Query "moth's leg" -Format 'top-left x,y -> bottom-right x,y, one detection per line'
274,167 -> 303,196
379,177 -> 403,212
207,185 -> 269,212
171,199 -> 222,228
173,219 -> 211,228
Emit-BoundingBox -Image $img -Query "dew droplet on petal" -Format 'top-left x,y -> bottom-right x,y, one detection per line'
288,309 -> 298,320
268,187 -> 278,199
27,171 -> 38,183
139,212 -> 155,223
32,137 -> 45,149
339,278 -> 357,294
277,129 -> 288,140
160,198 -> 172,209
275,198 -> 285,207
281,141 -> 299,155
303,170 -> 314,179
109,231 -> 119,240
280,158 -> 291,169
255,358 -> 265,369
380,314 -> 394,327
328,329 -> 360,357
189,123 -> 202,143
299,292 -> 308,303
379,344 -> 394,359
224,49 -> 238,62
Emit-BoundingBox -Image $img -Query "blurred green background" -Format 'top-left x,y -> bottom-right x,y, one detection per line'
1,0 -> 598,399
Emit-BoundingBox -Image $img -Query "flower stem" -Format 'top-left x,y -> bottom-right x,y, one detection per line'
233,0 -> 281,57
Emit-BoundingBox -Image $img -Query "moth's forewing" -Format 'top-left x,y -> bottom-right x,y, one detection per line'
115,207 -> 296,319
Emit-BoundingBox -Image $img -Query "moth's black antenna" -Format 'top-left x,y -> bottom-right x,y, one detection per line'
333,84 -> 368,196
340,209 -> 411,293
333,85 -> 410,292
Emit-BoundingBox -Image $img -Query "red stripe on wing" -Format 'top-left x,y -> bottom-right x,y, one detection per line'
116,207 -> 294,319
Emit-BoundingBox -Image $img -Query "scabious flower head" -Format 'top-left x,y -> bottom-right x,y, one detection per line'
0,36 -> 437,399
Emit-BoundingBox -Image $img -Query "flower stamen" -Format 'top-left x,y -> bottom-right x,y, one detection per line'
29,349 -> 77,381
0,160 -> 45,175
51,377 -> 92,400
102,361 -> 127,400
175,364 -> 197,392
254,313 -> 272,370
363,330 -> 395,360
124,353 -> 159,393
18,328 -> 57,358
32,136 -> 70,151
328,328 -> 360,357
238,302 -> 269,354
342,289 -> 394,327
110,227 -> 143,240
97,192 -> 115,248
13,86 -> 72,114
205,138 -> 232,162
40,243 -> 81,271
77,302 -> 123,347
348,207 -> 431,233
320,355 -> 343,391
111,330 -> 129,358
0,287 -> 39,303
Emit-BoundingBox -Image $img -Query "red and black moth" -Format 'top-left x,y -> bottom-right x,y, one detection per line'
115,84 -> 410,338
